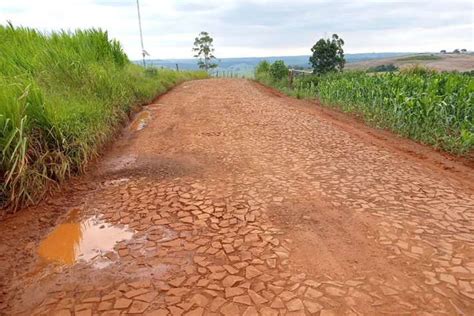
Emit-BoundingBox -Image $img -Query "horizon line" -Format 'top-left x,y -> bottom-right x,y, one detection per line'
138,51 -> 438,61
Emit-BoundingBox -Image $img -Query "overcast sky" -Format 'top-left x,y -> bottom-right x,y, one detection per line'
1,0 -> 473,59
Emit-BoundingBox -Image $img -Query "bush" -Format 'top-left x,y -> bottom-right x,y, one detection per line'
254,60 -> 271,83
255,60 -> 270,76
367,64 -> 399,73
0,24 -> 207,212
269,60 -> 289,81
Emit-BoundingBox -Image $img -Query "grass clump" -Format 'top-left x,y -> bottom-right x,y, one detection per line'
0,24 -> 207,212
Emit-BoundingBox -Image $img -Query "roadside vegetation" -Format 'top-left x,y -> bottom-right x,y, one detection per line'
255,34 -> 474,155
0,24 -> 207,213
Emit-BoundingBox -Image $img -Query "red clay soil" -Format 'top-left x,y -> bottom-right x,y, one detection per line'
0,79 -> 473,315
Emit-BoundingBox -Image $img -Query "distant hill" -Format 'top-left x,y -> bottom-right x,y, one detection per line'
144,52 -> 474,75
346,53 -> 474,72
143,53 -> 411,75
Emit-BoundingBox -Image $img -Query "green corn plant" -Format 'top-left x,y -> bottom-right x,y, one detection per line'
258,65 -> 473,155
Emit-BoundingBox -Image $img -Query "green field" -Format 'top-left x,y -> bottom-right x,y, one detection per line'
0,24 -> 207,212
396,54 -> 442,62
256,62 -> 474,155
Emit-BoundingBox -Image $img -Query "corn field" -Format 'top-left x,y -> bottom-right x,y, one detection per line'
0,24 -> 207,213
290,69 -> 474,155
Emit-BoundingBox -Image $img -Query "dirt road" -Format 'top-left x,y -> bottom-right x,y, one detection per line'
1,79 -> 473,315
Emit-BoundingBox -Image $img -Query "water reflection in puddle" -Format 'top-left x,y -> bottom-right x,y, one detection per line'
130,111 -> 151,131
38,211 -> 133,268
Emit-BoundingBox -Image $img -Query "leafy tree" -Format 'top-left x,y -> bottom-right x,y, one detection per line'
255,60 -> 270,75
254,60 -> 270,81
269,60 -> 289,81
192,31 -> 217,71
309,34 -> 345,75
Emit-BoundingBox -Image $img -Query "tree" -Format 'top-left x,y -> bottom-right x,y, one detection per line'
255,60 -> 270,79
192,31 -> 217,71
309,34 -> 345,75
269,60 -> 289,81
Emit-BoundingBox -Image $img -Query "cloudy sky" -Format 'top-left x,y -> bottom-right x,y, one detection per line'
1,0 -> 473,59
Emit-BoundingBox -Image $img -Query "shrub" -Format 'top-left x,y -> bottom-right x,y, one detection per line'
254,60 -> 271,82
255,60 -> 270,76
269,60 -> 289,81
367,64 -> 399,73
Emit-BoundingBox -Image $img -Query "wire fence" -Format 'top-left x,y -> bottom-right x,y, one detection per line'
288,69 -> 313,85
139,62 -> 246,78
141,63 -> 315,80
209,70 -> 245,78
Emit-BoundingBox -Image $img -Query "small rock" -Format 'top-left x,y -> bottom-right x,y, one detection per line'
286,298 -> 304,311
222,275 -> 244,287
245,266 -> 262,279
129,301 -> 150,314
260,307 -> 279,316
220,302 -> 240,315
114,298 -> 132,309
184,307 -> 203,316
243,306 -> 259,316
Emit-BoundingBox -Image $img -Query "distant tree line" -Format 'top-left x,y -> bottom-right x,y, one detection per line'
193,32 -> 349,76
254,33 -> 347,82
440,48 -> 468,54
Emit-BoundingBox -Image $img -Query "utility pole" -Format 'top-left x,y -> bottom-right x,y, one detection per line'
136,0 -> 146,67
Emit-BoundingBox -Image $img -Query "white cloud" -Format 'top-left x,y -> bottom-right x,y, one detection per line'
1,0 -> 473,59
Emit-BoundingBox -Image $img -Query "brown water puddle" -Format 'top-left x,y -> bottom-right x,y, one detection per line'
38,210 -> 133,267
130,110 -> 151,131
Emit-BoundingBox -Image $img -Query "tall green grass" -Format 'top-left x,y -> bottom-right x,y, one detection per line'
0,24 -> 207,212
256,61 -> 474,155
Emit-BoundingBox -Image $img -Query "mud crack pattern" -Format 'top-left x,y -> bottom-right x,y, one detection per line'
0,79 -> 473,315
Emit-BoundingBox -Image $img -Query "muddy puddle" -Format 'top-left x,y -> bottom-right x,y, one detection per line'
130,110 -> 151,131
38,210 -> 133,268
